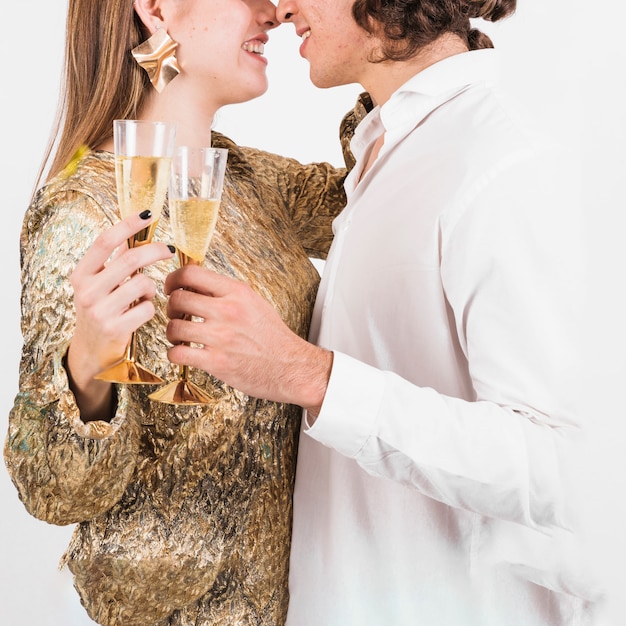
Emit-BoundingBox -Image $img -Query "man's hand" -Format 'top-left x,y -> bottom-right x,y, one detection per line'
164,265 -> 332,415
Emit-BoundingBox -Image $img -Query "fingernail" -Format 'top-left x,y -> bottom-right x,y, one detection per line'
140,210 -> 152,220
167,244 -> 176,254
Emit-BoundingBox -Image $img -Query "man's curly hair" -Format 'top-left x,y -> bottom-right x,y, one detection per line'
351,0 -> 517,62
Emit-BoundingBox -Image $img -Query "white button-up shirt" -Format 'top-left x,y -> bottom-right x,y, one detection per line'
287,50 -> 597,625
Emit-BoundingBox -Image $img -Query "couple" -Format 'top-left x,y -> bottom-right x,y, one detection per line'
5,0 -> 598,625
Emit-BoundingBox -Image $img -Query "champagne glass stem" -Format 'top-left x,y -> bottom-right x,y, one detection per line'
123,265 -> 143,365
179,364 -> 189,381
125,330 -> 137,363
178,312 -> 193,381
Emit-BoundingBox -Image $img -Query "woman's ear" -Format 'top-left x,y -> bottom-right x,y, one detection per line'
133,0 -> 165,35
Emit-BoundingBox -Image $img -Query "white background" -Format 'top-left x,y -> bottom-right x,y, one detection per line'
1,2 -> 624,624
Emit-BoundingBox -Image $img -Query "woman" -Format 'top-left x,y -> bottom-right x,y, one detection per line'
3,0 -> 367,624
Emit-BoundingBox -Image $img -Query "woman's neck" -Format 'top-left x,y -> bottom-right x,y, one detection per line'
140,85 -> 217,147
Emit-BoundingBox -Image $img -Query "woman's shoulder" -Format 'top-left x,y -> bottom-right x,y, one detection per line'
210,131 -> 280,182
44,149 -> 116,201
24,150 -> 118,234
210,131 -> 239,152
210,131 -> 258,167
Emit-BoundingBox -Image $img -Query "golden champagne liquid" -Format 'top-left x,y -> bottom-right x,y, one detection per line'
170,198 -> 221,262
115,155 -> 171,243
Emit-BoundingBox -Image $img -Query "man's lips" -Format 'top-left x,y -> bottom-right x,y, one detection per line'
300,29 -> 311,41
298,29 -> 311,56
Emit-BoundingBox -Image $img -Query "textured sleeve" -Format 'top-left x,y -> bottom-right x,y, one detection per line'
237,93 -> 373,259
233,148 -> 344,259
339,92 -> 373,171
4,187 -> 141,525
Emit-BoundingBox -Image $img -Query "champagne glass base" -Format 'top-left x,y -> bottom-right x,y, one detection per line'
148,380 -> 213,405
95,359 -> 164,384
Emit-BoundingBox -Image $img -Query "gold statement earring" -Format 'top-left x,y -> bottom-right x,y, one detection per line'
132,28 -> 181,93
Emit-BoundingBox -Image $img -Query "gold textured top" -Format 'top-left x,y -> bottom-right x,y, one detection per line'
3,103 -> 370,626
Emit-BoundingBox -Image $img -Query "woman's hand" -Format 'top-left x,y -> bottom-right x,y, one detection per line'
66,211 -> 175,421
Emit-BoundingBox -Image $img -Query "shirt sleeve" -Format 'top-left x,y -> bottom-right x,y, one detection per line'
4,188 -> 141,525
306,139 -> 587,534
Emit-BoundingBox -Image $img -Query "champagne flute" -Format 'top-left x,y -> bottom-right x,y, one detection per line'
149,146 -> 228,404
95,119 -> 176,384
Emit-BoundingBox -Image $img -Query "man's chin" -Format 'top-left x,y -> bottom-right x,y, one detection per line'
309,71 -> 347,90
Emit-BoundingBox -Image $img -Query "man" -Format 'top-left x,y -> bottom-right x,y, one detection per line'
164,0 -> 601,623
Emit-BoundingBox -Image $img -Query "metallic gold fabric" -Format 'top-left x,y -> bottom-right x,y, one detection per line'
340,92 -> 374,172
3,118 -> 368,626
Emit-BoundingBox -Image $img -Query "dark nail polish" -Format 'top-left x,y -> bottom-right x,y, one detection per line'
140,210 -> 152,220
168,244 -> 176,254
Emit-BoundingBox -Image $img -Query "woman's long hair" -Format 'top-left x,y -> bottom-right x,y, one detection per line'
35,0 -> 151,191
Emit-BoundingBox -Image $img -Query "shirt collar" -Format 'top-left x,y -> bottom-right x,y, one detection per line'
351,49 -> 500,163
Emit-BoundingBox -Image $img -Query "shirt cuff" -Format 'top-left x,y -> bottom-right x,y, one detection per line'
304,351 -> 386,458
